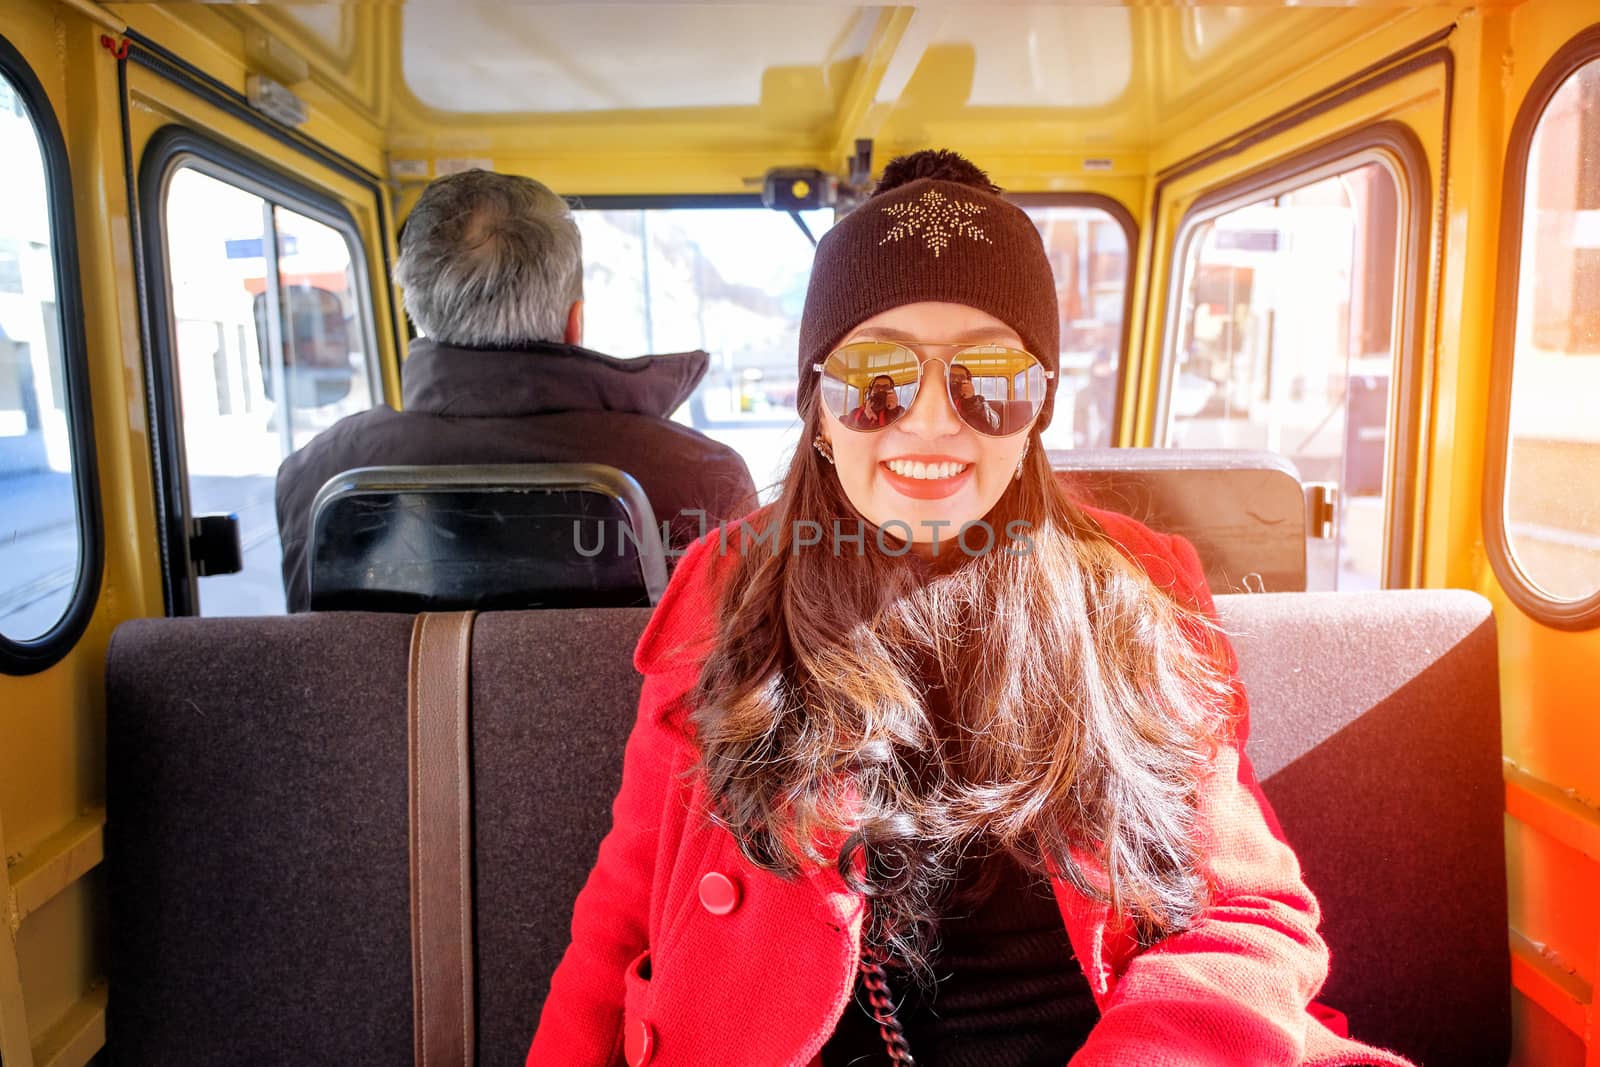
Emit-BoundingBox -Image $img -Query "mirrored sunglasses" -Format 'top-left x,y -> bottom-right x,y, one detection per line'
814,340 -> 1052,437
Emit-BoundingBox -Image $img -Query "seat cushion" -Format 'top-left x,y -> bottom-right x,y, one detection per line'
1220,589 -> 1509,1067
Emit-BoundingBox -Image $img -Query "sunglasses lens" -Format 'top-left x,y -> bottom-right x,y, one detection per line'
820,342 -> 919,430
949,347 -> 1048,436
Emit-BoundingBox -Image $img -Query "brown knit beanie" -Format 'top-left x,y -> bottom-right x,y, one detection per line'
798,150 -> 1061,430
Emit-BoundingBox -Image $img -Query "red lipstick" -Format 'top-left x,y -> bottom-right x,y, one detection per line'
877,457 -> 974,500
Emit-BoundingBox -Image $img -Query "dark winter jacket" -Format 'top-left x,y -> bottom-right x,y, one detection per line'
274,338 -> 758,611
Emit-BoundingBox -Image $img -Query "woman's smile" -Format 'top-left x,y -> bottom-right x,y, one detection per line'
879,455 -> 974,500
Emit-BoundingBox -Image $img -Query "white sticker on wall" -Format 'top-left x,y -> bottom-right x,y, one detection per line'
436,158 -> 495,176
1573,210 -> 1600,249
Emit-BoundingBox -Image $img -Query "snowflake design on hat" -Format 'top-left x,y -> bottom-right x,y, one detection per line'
879,189 -> 992,257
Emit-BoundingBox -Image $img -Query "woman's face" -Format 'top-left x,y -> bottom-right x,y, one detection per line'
818,301 -> 1032,544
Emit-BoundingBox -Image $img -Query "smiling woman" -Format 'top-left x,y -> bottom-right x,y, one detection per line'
529,150 -> 1417,1067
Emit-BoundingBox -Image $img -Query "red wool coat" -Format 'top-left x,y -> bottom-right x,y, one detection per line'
528,505 -> 1416,1067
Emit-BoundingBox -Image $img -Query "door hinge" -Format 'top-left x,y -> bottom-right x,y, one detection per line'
189,514 -> 243,577
1305,483 -> 1339,541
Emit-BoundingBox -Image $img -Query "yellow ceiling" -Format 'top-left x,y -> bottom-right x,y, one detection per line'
183,3 -> 1483,191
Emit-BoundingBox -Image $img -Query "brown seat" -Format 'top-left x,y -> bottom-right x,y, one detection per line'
104,590 -> 1507,1065
1052,448 -> 1310,593
1218,589 -> 1509,1066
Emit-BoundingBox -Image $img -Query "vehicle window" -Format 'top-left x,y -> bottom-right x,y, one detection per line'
576,202 -> 1130,496
1019,205 -> 1129,452
0,68 -> 83,642
1501,57 -> 1600,604
1164,159 -> 1403,591
574,206 -> 832,498
162,164 -> 378,616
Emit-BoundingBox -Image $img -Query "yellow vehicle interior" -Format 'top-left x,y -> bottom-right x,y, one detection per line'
2,1 -> 1598,1064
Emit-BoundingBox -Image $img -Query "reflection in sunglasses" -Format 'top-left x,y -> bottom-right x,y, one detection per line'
817,341 -> 1052,437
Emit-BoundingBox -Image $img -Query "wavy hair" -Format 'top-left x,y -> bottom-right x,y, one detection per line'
690,410 -> 1236,976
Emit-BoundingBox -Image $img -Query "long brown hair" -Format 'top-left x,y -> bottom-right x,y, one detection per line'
691,409 -> 1234,975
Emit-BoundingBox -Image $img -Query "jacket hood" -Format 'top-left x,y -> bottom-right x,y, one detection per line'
400,337 -> 709,418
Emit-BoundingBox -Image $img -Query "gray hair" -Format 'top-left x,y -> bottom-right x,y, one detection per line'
393,169 -> 583,347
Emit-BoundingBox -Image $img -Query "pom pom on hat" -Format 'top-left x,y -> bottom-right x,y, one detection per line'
873,150 -> 1002,196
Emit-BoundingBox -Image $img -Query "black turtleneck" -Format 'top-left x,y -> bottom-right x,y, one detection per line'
820,675 -> 1100,1065
821,849 -> 1100,1066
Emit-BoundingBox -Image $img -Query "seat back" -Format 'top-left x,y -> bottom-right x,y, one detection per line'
999,399 -> 1033,435
104,590 -> 1507,1066
308,463 -> 668,612
1052,448 -> 1308,593
106,608 -> 651,1066
1221,589 -> 1509,1067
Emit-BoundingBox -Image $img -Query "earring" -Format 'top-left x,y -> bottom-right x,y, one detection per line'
1014,439 -> 1030,481
813,434 -> 835,464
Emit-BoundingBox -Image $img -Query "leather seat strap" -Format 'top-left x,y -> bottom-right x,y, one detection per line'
407,611 -> 478,1067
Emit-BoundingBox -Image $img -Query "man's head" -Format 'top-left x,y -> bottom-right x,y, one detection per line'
867,374 -> 898,411
394,169 -> 583,349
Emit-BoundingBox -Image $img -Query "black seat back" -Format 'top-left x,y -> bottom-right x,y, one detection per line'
106,608 -> 651,1066
105,590 -> 1507,1066
1052,448 -> 1308,593
999,399 -> 1033,435
1222,589 -> 1509,1066
308,463 -> 668,612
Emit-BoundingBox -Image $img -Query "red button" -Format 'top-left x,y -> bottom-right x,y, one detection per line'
624,1018 -> 654,1066
698,871 -> 741,916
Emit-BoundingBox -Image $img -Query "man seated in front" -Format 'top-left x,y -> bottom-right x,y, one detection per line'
274,169 -> 758,612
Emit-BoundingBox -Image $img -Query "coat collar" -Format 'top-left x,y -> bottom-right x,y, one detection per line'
400,337 -> 710,418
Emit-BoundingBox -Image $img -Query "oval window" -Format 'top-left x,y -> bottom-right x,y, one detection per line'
1500,56 -> 1600,606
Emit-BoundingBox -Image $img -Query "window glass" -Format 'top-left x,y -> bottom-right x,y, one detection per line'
574,207 -> 831,497
1503,57 -> 1600,602
0,70 -> 80,641
163,165 -> 377,616
1165,160 -> 1402,591
1020,205 -> 1128,453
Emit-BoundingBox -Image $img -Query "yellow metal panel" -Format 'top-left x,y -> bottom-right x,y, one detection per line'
1509,930 -> 1590,1039
1447,4 -> 1600,1064
0,8 -> 130,1059
210,3 -> 389,129
0,807 -> 35,1067
31,984 -> 103,1067
13,875 -> 101,1057
7,812 -> 103,928
110,2 -> 387,176
1481,0 -> 1600,800
1510,990 -> 1587,1067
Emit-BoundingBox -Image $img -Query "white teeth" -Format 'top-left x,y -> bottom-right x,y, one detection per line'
886,460 -> 969,480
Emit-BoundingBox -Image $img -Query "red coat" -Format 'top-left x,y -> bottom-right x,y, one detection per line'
528,505 -> 1416,1067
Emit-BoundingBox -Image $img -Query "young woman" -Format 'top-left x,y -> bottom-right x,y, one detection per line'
528,152 -> 1414,1067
